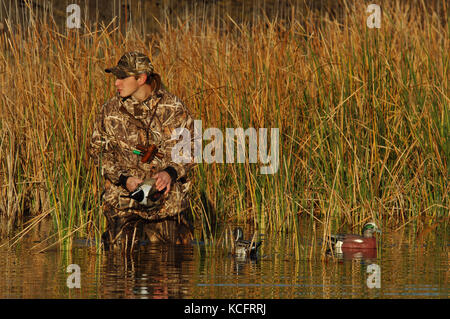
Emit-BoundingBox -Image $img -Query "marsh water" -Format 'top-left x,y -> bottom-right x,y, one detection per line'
0,219 -> 448,299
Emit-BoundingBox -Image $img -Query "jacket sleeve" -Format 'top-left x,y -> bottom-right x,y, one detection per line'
158,97 -> 195,182
88,102 -> 130,186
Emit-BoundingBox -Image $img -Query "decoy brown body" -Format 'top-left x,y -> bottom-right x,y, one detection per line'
329,222 -> 381,252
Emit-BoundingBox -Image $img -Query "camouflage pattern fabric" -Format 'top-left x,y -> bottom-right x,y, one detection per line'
105,52 -> 155,78
89,89 -> 194,221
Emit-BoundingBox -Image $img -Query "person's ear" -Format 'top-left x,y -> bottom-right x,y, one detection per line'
138,73 -> 147,85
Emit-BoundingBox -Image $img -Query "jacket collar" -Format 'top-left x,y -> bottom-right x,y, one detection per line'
118,92 -> 161,120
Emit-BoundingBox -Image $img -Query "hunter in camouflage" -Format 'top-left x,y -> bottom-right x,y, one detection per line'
89,52 -> 194,250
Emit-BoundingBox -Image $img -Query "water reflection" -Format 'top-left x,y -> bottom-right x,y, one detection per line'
232,255 -> 261,276
0,222 -> 447,299
101,244 -> 194,298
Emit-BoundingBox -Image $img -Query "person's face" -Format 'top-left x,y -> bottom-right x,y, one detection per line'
115,75 -> 140,98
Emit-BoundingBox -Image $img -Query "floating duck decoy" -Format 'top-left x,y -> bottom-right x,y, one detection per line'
232,227 -> 263,259
329,222 -> 381,254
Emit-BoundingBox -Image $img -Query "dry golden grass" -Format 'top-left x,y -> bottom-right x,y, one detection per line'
0,1 -> 448,252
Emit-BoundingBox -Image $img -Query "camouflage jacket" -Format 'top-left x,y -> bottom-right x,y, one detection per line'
89,89 -> 194,220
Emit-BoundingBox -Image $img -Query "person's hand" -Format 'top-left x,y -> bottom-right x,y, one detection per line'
126,176 -> 143,192
152,171 -> 172,195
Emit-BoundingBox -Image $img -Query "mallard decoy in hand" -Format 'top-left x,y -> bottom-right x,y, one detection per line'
329,222 -> 381,253
232,227 -> 263,259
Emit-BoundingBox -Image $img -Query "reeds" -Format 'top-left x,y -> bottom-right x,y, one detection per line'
0,1 -> 448,253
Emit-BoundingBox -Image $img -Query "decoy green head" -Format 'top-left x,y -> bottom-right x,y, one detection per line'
362,222 -> 381,238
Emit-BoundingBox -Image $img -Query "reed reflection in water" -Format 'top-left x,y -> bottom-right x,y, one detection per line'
0,222 -> 447,299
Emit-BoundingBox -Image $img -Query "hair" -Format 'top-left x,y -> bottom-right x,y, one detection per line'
136,72 -> 161,93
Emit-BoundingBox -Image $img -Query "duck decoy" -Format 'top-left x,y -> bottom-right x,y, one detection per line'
232,227 -> 263,259
329,222 -> 381,253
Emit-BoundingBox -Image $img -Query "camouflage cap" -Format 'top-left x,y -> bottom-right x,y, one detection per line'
105,52 -> 154,78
